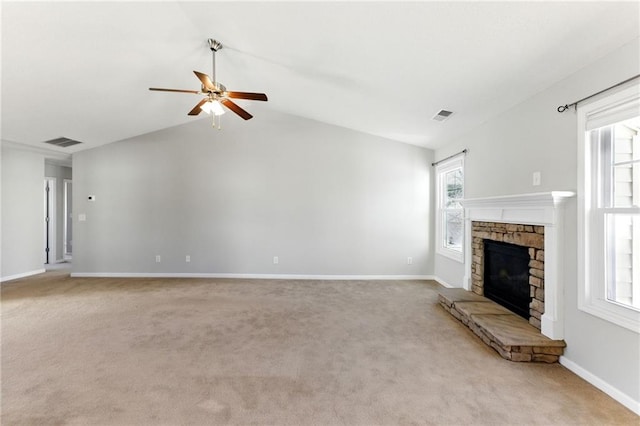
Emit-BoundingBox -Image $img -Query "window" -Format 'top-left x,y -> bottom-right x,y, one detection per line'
578,83 -> 640,332
436,156 -> 464,262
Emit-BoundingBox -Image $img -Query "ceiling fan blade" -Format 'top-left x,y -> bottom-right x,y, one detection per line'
193,71 -> 216,91
221,99 -> 253,120
226,91 -> 268,101
188,99 -> 208,116
149,87 -> 200,94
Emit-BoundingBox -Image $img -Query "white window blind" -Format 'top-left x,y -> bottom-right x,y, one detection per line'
585,89 -> 640,131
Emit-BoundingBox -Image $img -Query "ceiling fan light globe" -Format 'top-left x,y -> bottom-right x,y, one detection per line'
211,101 -> 225,116
200,100 -> 225,116
200,101 -> 214,114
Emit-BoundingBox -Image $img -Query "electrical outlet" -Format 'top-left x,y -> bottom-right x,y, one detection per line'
273,256 -> 279,265
155,255 -> 161,263
407,257 -> 413,265
186,255 -> 191,263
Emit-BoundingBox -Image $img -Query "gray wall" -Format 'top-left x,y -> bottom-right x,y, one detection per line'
433,38 -> 640,407
45,162 -> 72,262
1,143 -> 45,280
73,110 -> 434,276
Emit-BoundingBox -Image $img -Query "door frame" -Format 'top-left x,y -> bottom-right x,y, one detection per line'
44,177 -> 57,264
63,178 -> 72,259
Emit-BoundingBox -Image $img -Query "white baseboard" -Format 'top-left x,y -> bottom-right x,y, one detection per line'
560,356 -> 640,415
427,275 -> 457,288
70,272 -> 433,280
1,268 -> 46,283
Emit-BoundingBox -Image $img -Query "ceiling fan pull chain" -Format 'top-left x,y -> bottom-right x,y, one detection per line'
211,114 -> 222,130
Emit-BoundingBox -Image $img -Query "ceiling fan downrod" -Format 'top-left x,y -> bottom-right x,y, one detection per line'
208,39 -> 222,84
208,39 -> 223,129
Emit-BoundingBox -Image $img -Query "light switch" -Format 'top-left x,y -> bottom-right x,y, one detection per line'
78,213 -> 87,222
532,172 -> 541,186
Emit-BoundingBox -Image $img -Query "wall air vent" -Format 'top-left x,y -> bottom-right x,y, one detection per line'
43,137 -> 83,148
432,109 -> 453,122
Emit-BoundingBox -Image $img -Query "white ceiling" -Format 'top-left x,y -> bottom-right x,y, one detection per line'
2,1 -> 639,155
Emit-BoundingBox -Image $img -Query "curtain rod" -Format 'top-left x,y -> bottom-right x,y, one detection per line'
431,149 -> 467,167
557,74 -> 640,113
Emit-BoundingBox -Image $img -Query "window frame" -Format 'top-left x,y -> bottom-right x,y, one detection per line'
435,156 -> 465,263
577,83 -> 640,333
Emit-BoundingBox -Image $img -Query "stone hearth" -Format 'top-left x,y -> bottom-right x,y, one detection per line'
438,288 -> 566,363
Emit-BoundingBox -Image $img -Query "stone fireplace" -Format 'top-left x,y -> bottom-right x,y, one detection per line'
471,221 -> 545,329
462,192 -> 574,340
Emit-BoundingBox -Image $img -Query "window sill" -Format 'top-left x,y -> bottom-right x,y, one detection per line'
578,296 -> 640,334
436,246 -> 464,263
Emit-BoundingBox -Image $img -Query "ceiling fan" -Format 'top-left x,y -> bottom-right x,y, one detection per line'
149,39 -> 268,127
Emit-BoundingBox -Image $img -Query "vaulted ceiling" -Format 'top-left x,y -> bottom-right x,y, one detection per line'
2,1 -> 639,155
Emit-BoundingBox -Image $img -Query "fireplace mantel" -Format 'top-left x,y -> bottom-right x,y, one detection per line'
462,191 -> 575,225
461,191 -> 575,340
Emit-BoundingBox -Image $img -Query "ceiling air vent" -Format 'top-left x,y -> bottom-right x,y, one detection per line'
43,137 -> 83,148
432,109 -> 453,122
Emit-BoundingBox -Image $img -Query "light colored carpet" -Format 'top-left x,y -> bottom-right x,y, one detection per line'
1,272 -> 636,425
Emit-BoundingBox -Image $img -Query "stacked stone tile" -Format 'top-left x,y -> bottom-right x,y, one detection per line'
471,221 -> 545,329
438,288 -> 565,363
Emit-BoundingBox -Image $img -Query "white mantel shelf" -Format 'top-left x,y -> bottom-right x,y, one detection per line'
461,191 -> 575,226
462,191 -> 575,207
461,191 -> 575,340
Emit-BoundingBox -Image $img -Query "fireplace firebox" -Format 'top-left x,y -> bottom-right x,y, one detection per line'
483,240 -> 530,319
